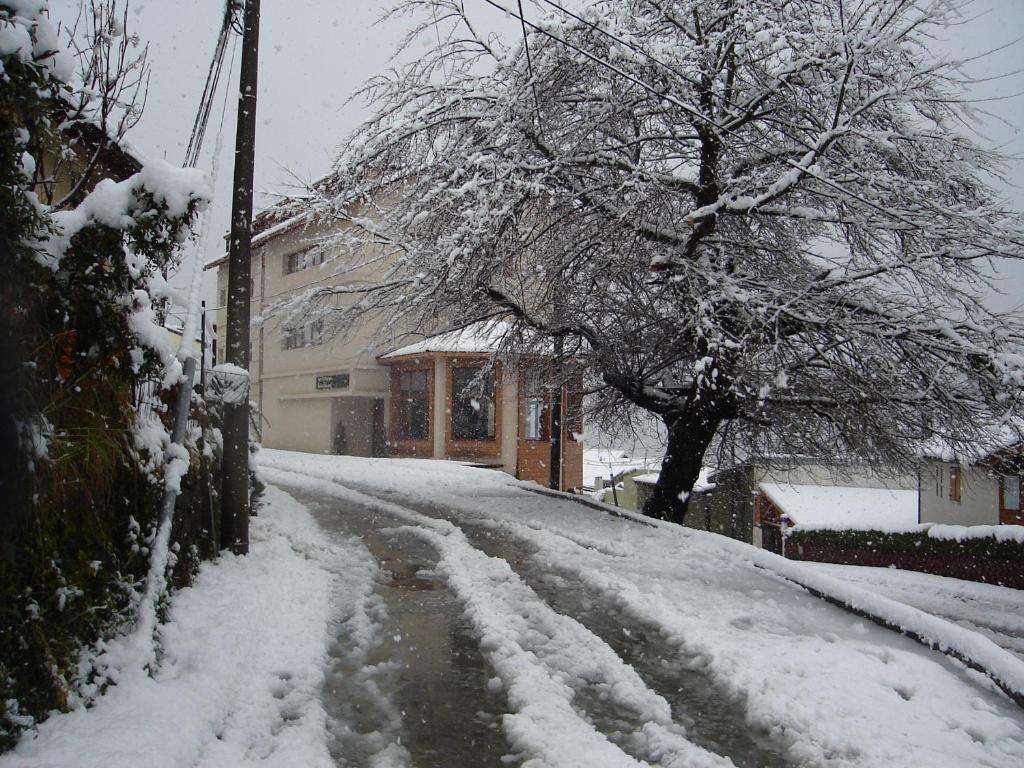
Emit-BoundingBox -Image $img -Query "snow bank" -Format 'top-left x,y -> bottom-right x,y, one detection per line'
257,450 -> 1024,768
583,498 -> 1024,711
1,486 -> 375,768
802,563 -> 1024,662
740,542 -> 1024,704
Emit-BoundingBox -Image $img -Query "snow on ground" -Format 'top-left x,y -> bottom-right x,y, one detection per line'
1,485 -> 378,768
11,450 -> 1023,768
261,464 -> 730,768
760,482 -> 920,531
802,563 -> 1024,661
258,449 -> 1024,768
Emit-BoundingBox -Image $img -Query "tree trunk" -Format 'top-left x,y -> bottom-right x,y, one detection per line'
642,409 -> 719,525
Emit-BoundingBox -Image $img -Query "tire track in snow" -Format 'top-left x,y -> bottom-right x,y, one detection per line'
262,467 -> 734,768
286,484 -> 510,768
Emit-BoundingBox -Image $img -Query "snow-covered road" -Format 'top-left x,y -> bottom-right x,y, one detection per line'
1,484 -> 371,768
6,450 -> 1024,768
259,450 -> 1024,768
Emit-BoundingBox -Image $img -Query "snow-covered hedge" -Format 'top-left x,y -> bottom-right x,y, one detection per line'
1,0 -> 212,750
785,526 -> 1024,589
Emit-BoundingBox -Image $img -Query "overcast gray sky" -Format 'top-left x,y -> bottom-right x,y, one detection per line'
49,0 -> 1024,310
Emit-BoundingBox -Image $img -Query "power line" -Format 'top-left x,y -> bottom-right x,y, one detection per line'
517,0 -> 543,130
478,0 -> 727,136
533,0 -> 721,107
184,1 -> 240,168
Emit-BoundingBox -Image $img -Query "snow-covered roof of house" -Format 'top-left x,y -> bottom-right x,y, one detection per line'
59,110 -> 147,176
583,449 -> 659,488
203,210 -> 313,271
204,171 -> 363,271
631,468 -> 715,494
760,483 -> 919,532
380,322 -> 511,360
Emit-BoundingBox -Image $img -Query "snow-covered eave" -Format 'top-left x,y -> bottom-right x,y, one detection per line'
377,348 -> 493,365
58,106 -> 147,175
918,439 -> 1024,470
203,210 -> 314,272
631,470 -> 715,495
378,322 -> 517,361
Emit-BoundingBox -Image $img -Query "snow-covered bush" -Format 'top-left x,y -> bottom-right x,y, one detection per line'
785,525 -> 1024,588
0,1 -> 209,748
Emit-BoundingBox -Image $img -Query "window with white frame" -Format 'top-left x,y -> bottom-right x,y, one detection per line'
281,318 -> 324,350
523,367 -> 548,441
283,245 -> 325,275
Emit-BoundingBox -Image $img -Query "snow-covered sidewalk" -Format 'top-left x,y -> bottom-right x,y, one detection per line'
1,486 -> 376,768
801,562 -> 1024,661
259,449 -> 1024,768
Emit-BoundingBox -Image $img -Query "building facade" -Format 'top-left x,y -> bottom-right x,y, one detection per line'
921,459 -> 1023,527
207,208 -> 583,490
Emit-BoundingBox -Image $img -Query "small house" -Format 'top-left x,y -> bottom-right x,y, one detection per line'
694,459 -> 917,552
378,326 -> 583,490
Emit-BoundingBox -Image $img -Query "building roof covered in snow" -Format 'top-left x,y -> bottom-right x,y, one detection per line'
633,468 -> 715,495
583,449 -> 660,489
380,322 -> 512,360
760,482 -> 919,532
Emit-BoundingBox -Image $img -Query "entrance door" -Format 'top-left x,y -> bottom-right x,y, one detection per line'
1000,475 -> 1024,525
372,398 -> 386,457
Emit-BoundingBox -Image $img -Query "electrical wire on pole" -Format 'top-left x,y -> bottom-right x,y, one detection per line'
160,2 -> 239,553
184,2 -> 240,169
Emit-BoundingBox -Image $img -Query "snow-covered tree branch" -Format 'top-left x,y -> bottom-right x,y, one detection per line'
301,0 -> 1024,522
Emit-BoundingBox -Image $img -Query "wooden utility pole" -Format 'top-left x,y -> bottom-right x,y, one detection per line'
220,0 -> 260,555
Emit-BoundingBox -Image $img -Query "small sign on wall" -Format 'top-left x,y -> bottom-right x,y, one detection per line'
316,373 -> 350,390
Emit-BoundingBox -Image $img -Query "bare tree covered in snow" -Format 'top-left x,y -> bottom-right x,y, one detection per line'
32,0 -> 150,208
293,0 -> 1024,522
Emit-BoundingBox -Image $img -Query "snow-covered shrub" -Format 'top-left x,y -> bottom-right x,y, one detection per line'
0,1 -> 209,748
